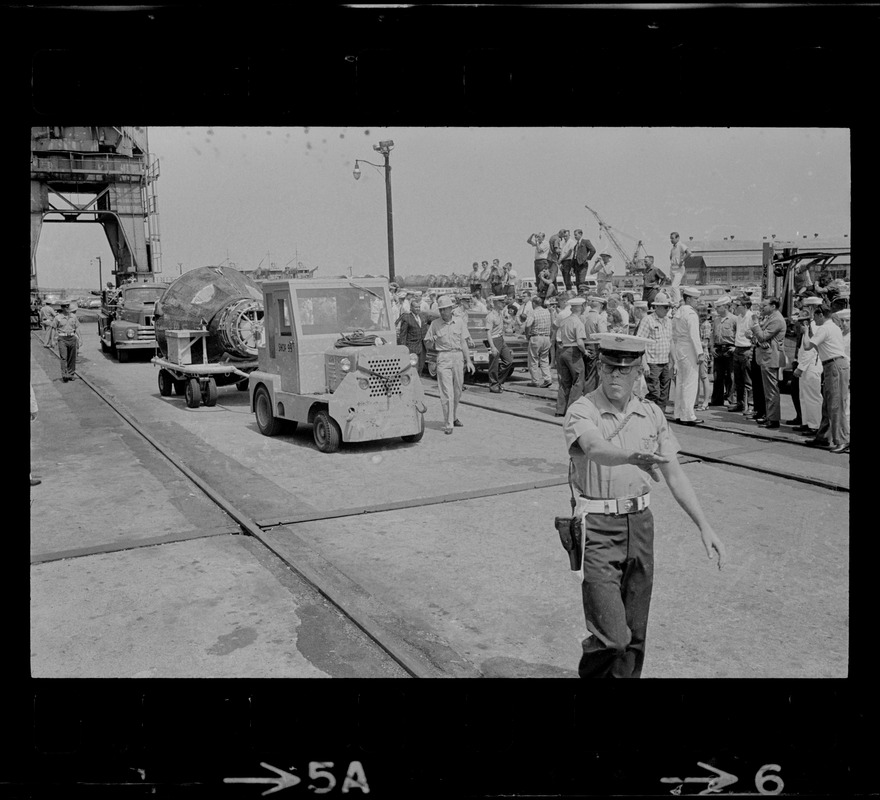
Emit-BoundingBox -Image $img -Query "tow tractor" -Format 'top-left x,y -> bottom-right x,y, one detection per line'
248,277 -> 427,452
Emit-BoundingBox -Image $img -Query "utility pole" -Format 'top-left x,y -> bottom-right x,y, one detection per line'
95,255 -> 102,289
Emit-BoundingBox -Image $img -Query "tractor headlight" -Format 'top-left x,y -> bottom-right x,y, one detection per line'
401,374 -> 411,386
409,353 -> 418,367
340,357 -> 351,372
357,378 -> 369,390
126,328 -> 135,339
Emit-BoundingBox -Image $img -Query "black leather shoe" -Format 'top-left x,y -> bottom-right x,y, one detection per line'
761,421 -> 780,429
829,444 -> 849,454
453,419 -> 463,427
785,418 -> 802,426
679,419 -> 704,426
540,381 -> 553,388
799,427 -> 819,436
754,417 -> 766,424
489,387 -> 502,393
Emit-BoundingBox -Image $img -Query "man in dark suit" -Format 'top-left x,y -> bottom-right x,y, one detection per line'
573,229 -> 597,287
748,296 -> 787,429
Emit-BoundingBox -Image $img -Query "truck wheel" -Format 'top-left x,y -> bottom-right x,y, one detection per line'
401,415 -> 425,443
158,369 -> 174,397
117,348 -> 129,363
254,385 -> 283,436
185,378 -> 202,408
203,378 -> 218,407
173,380 -> 187,396
313,410 -> 341,453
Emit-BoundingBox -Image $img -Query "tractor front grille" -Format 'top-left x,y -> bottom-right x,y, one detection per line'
366,357 -> 403,398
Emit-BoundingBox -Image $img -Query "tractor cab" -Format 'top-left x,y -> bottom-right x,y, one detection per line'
248,277 -> 426,452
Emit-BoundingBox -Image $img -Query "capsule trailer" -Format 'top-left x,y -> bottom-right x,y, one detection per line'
248,277 -> 427,452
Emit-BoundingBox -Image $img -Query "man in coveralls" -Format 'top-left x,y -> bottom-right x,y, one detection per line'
563,333 -> 726,678
53,300 -> 81,382
424,294 -> 475,435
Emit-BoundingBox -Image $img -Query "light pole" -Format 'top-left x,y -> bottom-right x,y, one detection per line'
353,139 -> 395,282
95,255 -> 102,289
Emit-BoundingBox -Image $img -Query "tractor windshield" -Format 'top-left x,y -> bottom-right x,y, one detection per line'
295,287 -> 390,335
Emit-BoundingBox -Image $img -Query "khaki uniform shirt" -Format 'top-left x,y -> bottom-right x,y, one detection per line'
54,311 -> 79,337
425,315 -> 469,352
563,389 -> 680,499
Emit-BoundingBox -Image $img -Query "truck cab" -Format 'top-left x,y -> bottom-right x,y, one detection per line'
248,277 -> 427,452
98,281 -> 168,361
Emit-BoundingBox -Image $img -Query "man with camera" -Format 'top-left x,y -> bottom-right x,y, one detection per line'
560,332 -> 726,678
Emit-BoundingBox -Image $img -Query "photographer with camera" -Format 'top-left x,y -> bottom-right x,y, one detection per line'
559,332 -> 726,679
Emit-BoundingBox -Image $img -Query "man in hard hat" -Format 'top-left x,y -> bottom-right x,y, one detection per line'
563,332 -> 725,678
424,294 -> 475,434
53,300 -> 81,382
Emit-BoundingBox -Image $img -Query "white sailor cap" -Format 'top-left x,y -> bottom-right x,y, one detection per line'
713,294 -> 732,306
633,300 -> 649,309
589,295 -> 607,306
681,286 -> 702,298
568,297 -> 587,307
801,296 -> 823,306
589,333 -> 651,366
835,308 -> 851,320
490,295 -> 508,302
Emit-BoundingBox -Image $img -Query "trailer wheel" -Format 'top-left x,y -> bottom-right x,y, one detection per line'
173,379 -> 187,396
185,378 -> 202,408
203,378 -> 218,407
158,369 -> 174,397
313,410 -> 341,453
254,386 -> 283,436
401,415 -> 425,443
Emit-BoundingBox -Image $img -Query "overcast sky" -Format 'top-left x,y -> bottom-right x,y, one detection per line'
35,126 -> 850,289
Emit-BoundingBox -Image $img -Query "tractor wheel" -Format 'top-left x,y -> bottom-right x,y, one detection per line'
401,415 -> 425,443
254,385 -> 283,436
158,369 -> 174,397
313,410 -> 341,453
185,378 -> 202,408
203,378 -> 218,407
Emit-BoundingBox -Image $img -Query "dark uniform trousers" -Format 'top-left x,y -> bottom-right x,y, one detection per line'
711,345 -> 735,405
559,259 -> 576,290
579,507 -> 654,679
556,346 -> 585,413
488,336 -> 514,389
58,335 -> 78,378
644,361 -> 672,409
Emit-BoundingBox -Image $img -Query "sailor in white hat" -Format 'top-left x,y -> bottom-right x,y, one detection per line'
561,331 -> 726,679
424,293 -> 475,434
670,286 -> 705,425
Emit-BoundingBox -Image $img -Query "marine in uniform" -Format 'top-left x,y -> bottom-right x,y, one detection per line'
562,333 -> 726,678
424,295 -> 475,434
53,300 -> 81,382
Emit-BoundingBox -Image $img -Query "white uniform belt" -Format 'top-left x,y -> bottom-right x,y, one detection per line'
580,493 -> 650,515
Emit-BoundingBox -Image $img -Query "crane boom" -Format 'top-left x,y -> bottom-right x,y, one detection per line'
584,204 -> 642,273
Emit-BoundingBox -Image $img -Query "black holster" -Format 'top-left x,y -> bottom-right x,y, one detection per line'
554,515 -> 583,571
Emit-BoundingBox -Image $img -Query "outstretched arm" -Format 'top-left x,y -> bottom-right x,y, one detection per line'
659,456 -> 726,568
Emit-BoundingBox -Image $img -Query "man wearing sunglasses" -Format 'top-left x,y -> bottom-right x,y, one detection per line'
562,333 -> 726,679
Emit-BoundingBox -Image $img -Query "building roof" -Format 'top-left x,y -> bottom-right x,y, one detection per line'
688,237 -> 850,269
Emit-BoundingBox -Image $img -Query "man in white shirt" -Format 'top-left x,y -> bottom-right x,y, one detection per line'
728,296 -> 754,413
558,230 -> 578,291
671,286 -> 706,425
668,231 -> 691,305
527,232 -> 550,283
501,262 -> 518,299
793,308 -> 823,435
801,303 -> 849,453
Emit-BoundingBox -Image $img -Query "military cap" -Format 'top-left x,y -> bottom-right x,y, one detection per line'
633,300 -> 649,309
436,295 -> 455,309
589,295 -> 608,306
651,292 -> 673,306
590,333 -> 651,367
568,297 -> 587,307
836,308 -> 851,320
801,296 -> 823,306
490,295 -> 508,302
681,286 -> 702,298
714,294 -> 732,307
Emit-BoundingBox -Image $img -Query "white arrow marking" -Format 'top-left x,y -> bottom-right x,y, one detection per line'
224,762 -> 301,796
660,763 -> 739,795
